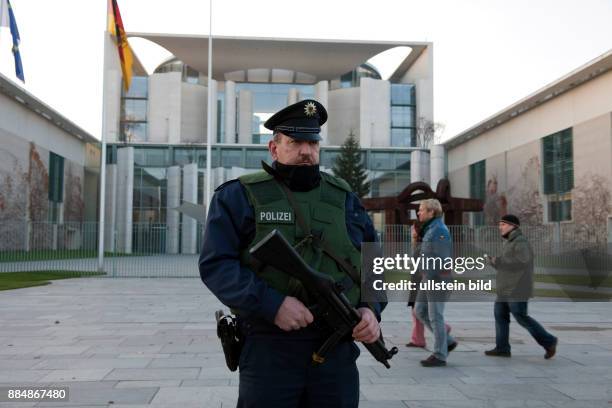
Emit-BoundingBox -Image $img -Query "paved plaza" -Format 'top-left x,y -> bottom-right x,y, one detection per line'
1,278 -> 612,407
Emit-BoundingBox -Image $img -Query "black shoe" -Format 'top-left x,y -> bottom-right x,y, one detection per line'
405,342 -> 426,348
544,339 -> 558,359
484,348 -> 511,357
420,354 -> 446,367
447,341 -> 458,352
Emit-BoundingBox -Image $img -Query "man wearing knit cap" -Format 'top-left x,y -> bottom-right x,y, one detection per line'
485,214 -> 558,359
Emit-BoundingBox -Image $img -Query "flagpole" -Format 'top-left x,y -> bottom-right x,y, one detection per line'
205,0 -> 213,215
97,1 -> 110,272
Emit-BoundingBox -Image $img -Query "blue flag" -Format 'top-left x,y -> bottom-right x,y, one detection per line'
0,0 -> 24,82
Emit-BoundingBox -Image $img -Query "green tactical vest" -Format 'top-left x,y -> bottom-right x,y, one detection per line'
238,170 -> 362,306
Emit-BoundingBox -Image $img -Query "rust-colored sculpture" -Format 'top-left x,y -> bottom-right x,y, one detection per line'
362,179 -> 483,226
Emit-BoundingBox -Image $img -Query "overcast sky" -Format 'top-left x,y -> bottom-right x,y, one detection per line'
0,0 -> 610,142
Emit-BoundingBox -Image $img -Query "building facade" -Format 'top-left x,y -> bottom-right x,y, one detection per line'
445,50 -> 612,243
102,34 -> 435,254
0,73 -> 100,251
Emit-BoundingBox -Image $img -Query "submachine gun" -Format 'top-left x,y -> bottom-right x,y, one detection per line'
250,229 -> 398,369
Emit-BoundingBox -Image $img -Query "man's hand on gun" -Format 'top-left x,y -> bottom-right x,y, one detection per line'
250,230 -> 398,368
274,296 -> 314,331
352,307 -> 380,344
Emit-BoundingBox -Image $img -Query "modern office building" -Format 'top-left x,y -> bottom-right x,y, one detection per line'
444,49 -> 612,242
0,72 -> 100,251
102,33 -> 435,253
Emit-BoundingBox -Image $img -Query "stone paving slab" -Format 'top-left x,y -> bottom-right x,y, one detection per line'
0,278 -> 611,407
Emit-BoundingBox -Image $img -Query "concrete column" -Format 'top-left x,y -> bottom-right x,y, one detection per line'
166,166 -> 180,254
209,79 -> 218,143
421,151 -> 431,186
238,89 -> 253,144
224,80 -> 236,143
116,147 -> 134,253
429,144 -> 445,189
314,80 -> 329,144
181,163 -> 198,254
214,167 -> 225,192
359,78 -> 390,147
288,88 -> 299,105
104,163 -> 117,252
410,150 -> 430,185
103,33 -> 122,142
199,168 -> 208,222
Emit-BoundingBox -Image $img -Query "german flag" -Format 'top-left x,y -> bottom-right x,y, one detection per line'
108,0 -> 133,91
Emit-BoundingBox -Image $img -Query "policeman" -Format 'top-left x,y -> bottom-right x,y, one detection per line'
199,99 -> 384,408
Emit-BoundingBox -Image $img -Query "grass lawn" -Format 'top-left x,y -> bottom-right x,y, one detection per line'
0,271 -> 105,291
0,250 -> 145,263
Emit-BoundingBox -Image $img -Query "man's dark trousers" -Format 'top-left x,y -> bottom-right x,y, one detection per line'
237,335 -> 360,408
494,301 -> 557,352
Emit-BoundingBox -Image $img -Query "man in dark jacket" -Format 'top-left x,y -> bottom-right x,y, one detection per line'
199,100 -> 384,407
485,214 -> 558,359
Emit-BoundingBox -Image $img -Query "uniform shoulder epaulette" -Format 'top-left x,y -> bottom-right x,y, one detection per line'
238,171 -> 273,185
214,179 -> 241,192
321,172 -> 352,192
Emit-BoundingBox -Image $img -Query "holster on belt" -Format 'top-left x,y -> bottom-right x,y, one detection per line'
215,310 -> 244,372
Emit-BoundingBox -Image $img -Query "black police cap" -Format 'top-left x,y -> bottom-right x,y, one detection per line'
264,99 -> 327,142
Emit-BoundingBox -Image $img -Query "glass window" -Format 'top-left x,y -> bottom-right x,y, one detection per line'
138,187 -> 164,207
391,106 -> 414,128
121,99 -> 147,122
174,148 -> 196,165
139,167 -> 167,184
123,76 -> 148,98
154,59 -> 183,74
394,152 -> 410,170
245,149 -> 270,168
134,148 -> 169,167
321,150 -> 341,169
184,66 -> 200,84
391,83 -> 415,105
548,194 -> 572,222
236,83 -> 314,112
217,93 -> 225,143
368,171 -> 412,198
196,149 -> 220,168
49,202 -> 61,223
337,64 -> 381,88
469,160 -> 486,200
543,128 -> 573,194
235,83 -> 315,140
48,152 -> 64,203
370,172 -> 407,197
469,160 -> 486,225
369,152 -> 395,171
391,128 -> 414,148
251,134 -> 273,144
106,145 -> 117,164
120,122 -> 147,142
221,149 -> 242,168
